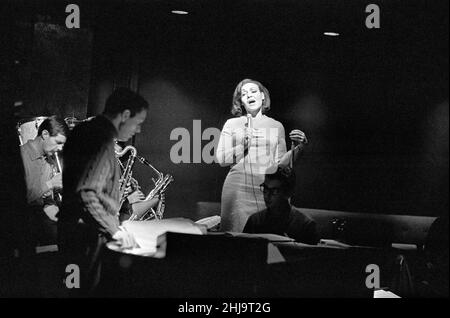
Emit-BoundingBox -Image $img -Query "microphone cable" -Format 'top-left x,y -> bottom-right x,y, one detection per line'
243,114 -> 261,214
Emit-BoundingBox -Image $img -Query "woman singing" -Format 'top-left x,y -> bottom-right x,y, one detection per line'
216,79 -> 308,232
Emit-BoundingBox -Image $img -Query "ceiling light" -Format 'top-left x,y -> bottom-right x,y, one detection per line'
324,32 -> 340,37
171,10 -> 189,15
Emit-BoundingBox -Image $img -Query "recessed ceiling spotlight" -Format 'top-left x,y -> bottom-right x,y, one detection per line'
171,10 -> 189,15
324,32 -> 340,37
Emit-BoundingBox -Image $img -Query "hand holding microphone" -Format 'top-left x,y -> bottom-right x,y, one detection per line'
244,114 -> 254,149
127,189 -> 145,204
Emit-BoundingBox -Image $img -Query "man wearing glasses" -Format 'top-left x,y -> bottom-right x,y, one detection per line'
243,167 -> 319,245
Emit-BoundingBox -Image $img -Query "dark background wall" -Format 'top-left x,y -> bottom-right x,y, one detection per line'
8,0 -> 449,218
7,0 -> 93,120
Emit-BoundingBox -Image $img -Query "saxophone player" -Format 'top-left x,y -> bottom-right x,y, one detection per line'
20,116 -> 69,245
58,88 -> 149,293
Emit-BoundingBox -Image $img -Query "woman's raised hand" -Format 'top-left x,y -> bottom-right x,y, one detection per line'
289,129 -> 308,147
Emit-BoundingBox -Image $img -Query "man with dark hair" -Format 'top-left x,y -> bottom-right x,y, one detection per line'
20,116 -> 69,245
58,87 -> 148,293
103,87 -> 149,118
243,167 -> 319,245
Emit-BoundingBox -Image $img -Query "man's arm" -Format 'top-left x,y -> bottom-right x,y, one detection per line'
80,190 -> 120,236
77,145 -> 120,237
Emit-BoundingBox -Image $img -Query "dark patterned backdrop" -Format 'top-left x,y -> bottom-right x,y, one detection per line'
21,22 -> 92,119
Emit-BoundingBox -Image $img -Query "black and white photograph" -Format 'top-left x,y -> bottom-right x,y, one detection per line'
0,0 -> 448,303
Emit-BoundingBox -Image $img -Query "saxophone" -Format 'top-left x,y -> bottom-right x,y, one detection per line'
116,145 -> 138,209
128,156 -> 174,221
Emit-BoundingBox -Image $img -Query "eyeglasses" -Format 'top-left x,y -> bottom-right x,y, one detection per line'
260,184 -> 282,195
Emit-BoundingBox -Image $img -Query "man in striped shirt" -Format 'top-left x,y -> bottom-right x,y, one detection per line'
58,88 -> 148,293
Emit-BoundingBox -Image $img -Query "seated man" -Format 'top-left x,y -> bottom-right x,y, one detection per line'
20,116 -> 69,245
243,167 -> 319,245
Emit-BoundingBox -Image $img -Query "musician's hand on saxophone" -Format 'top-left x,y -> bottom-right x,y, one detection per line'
127,189 -> 145,204
130,197 -> 159,218
116,147 -> 173,221
122,179 -> 135,198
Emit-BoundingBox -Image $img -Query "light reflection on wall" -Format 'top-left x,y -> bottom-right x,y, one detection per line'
293,95 -> 327,129
426,100 -> 449,162
286,94 -> 327,152
420,100 -> 449,214
140,79 -> 197,124
134,79 -> 218,217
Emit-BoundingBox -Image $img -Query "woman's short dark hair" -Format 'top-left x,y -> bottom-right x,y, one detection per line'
231,79 -> 271,117
103,87 -> 149,117
37,116 -> 69,137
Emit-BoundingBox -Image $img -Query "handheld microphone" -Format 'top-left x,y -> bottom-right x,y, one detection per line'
245,114 -> 252,142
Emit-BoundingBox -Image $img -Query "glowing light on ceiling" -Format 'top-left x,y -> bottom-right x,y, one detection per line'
171,10 -> 189,15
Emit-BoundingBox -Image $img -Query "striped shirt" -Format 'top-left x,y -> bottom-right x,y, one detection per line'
60,115 -> 121,237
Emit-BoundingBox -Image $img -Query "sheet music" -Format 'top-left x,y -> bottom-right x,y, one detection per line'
117,218 -> 206,256
195,215 -> 221,229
